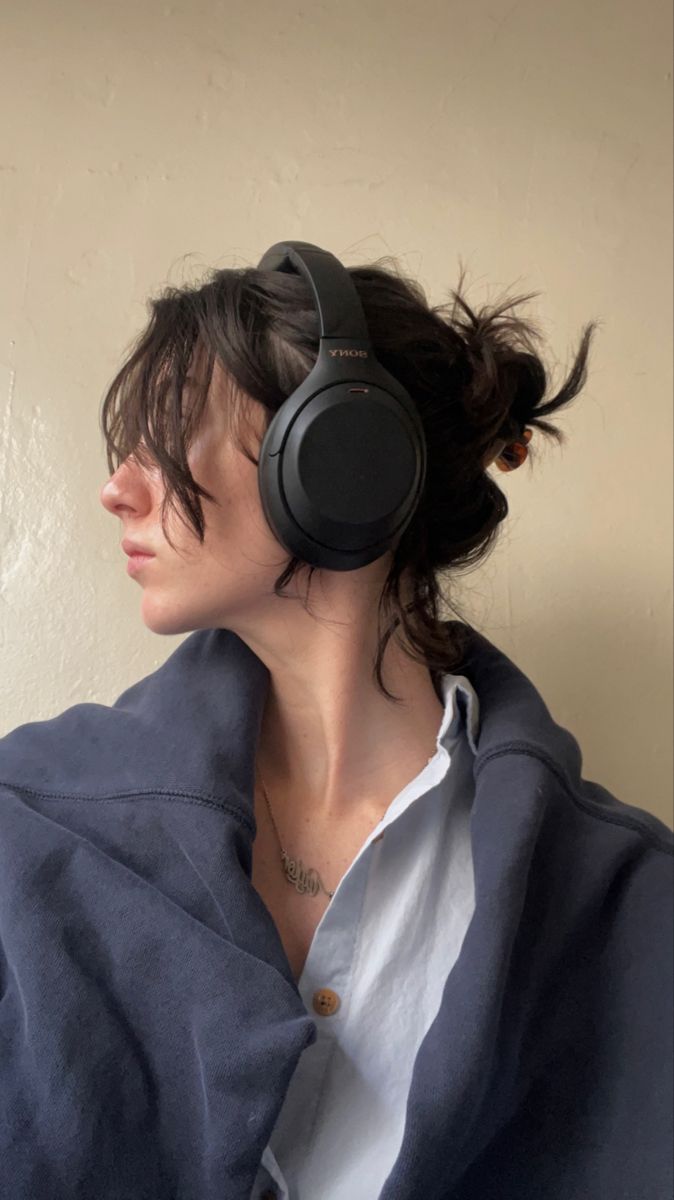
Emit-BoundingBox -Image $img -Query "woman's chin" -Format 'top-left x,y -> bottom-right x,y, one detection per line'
139,596 -> 206,638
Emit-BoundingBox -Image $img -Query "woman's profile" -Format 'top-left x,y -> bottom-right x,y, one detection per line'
1,240 -> 672,1200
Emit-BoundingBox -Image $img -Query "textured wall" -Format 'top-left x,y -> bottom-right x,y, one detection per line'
1,0 -> 672,827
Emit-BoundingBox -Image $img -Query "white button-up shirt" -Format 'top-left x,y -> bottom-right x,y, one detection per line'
251,670 -> 480,1200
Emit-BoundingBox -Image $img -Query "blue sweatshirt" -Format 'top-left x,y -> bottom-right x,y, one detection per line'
1,621 -> 672,1200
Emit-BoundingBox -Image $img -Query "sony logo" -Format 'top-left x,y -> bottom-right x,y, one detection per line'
328,349 -> 369,358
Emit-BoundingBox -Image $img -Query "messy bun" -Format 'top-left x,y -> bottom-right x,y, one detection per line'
100,255 -> 598,701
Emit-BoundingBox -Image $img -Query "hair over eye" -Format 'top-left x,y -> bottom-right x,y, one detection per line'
99,256 -> 598,701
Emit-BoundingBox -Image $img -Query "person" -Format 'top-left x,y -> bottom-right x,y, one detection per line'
1,246 -> 672,1200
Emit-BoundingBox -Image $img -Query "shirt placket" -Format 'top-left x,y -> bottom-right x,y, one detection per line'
259,831 -> 380,1197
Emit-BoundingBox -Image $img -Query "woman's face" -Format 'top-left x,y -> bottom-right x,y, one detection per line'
100,356 -> 508,638
99,360 -> 295,638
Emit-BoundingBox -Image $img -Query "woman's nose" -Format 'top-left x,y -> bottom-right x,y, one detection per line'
99,457 -> 146,517
99,474 -> 121,514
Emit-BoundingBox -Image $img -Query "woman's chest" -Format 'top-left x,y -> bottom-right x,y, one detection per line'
250,799 -> 383,983
251,859 -> 330,983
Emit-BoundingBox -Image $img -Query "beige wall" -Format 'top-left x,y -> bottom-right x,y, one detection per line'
1,0 -> 672,828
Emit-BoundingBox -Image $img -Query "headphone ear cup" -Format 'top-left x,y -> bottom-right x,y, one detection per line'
258,381 -> 426,572
255,239 -> 427,570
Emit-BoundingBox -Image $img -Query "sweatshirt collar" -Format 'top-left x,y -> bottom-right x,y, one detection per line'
0,621 -> 582,816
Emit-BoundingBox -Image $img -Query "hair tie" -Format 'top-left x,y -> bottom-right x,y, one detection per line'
494,427 -> 532,472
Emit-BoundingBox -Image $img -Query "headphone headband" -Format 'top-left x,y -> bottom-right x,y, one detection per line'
257,241 -> 370,341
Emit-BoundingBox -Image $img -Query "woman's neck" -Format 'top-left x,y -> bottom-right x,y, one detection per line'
254,647 -> 446,824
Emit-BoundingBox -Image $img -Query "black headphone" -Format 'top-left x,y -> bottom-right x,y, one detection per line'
255,240 -> 428,572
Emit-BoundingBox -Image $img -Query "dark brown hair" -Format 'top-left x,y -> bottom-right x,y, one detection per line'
100,255 -> 599,702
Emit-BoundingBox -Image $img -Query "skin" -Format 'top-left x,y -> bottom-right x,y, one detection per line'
100,359 -> 507,829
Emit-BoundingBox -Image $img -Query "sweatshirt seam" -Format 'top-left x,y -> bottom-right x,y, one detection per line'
474,743 -> 674,855
4,741 -> 671,855
0,779 -> 257,838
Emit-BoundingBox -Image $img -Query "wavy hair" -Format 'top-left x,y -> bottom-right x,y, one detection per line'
100,255 -> 599,702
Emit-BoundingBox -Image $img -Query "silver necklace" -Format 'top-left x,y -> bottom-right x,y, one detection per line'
257,769 -> 335,900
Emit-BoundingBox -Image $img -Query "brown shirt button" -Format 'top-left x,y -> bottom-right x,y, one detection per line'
312,987 -> 341,1016
372,831 -> 385,843
260,1191 -> 277,1200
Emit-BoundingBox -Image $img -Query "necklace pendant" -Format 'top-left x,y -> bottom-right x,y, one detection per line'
281,850 -> 325,898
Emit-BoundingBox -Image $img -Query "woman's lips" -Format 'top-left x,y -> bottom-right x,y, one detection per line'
126,553 -> 155,574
